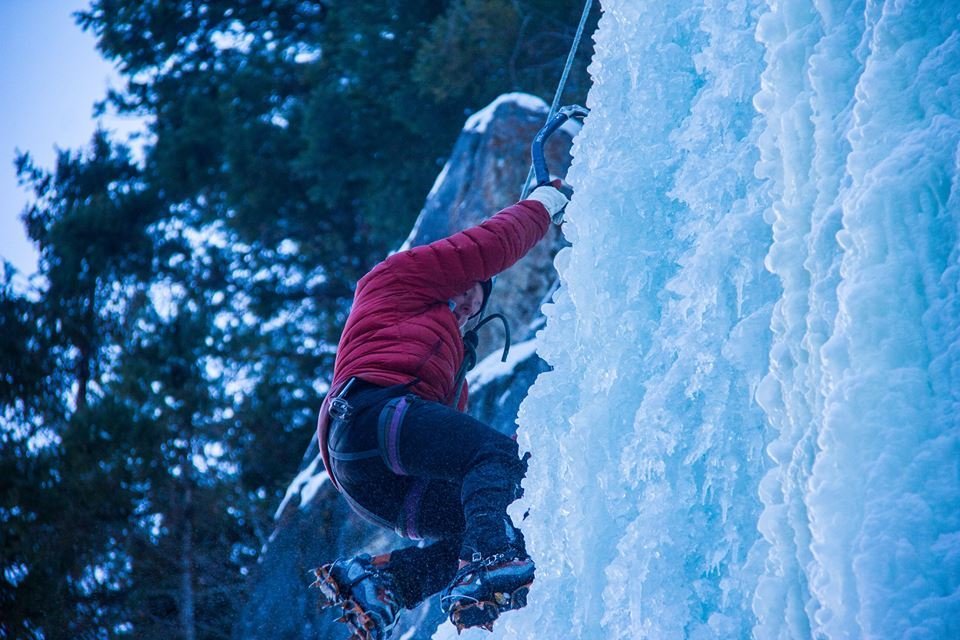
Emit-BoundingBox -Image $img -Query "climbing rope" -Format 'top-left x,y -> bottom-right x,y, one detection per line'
463,0 -> 595,375
520,0 -> 596,199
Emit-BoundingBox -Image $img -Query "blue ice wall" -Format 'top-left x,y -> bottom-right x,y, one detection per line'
434,0 -> 960,638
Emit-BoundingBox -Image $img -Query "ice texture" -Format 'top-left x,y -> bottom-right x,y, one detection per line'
434,0 -> 960,638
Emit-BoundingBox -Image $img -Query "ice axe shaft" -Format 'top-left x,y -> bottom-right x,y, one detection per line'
524,104 -> 589,196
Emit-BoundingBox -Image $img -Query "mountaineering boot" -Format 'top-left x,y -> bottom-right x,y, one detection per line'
440,552 -> 535,633
312,554 -> 402,640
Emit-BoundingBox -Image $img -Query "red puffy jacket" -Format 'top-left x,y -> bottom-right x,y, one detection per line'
317,198 -> 551,490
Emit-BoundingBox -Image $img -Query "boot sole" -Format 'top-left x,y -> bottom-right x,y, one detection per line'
447,581 -> 533,633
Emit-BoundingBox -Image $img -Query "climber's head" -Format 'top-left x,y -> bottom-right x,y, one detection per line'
450,280 -> 491,328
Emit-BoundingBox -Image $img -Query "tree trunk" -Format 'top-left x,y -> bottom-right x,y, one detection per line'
75,287 -> 98,411
180,450 -> 196,640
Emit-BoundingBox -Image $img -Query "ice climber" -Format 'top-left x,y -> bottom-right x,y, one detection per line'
311,182 -> 569,639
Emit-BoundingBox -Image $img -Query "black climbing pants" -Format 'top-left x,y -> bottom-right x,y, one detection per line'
327,380 -> 528,608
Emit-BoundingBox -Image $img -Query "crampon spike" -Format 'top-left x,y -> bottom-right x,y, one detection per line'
449,599 -> 500,633
311,564 -> 346,608
510,585 -> 530,610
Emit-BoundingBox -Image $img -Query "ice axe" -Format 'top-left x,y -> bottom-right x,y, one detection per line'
522,104 -> 590,198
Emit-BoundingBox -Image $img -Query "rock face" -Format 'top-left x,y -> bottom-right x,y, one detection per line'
234,94 -> 574,640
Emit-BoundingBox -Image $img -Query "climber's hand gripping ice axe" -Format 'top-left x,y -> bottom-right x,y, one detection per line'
530,105 -> 590,190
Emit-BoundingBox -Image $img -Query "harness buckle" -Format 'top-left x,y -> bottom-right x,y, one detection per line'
328,377 -> 358,422
329,396 -> 354,422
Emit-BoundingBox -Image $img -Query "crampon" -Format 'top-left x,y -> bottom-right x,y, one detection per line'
311,555 -> 401,640
444,582 -> 532,634
441,555 -> 535,634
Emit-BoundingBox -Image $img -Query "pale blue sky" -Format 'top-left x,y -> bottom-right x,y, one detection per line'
0,0 -> 138,278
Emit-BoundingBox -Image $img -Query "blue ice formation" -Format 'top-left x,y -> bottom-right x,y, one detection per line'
438,0 -> 960,638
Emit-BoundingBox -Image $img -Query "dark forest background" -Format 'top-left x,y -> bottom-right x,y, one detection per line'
0,1 -> 594,638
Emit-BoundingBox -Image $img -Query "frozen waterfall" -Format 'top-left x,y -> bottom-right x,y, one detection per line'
439,0 -> 960,638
